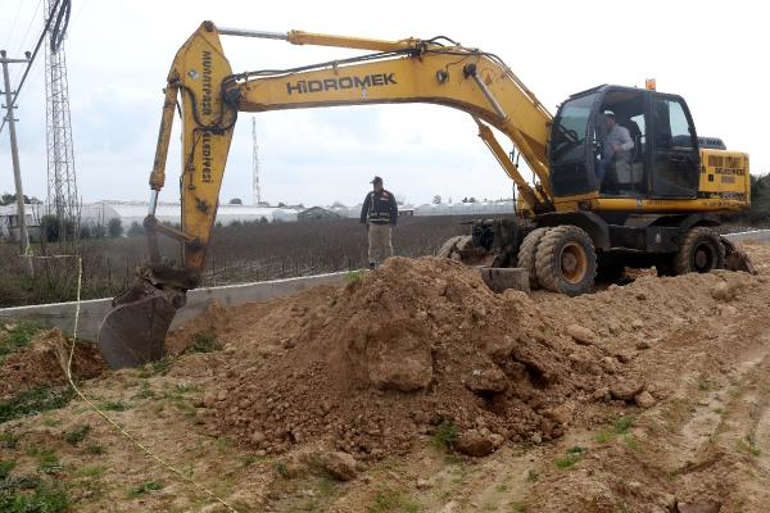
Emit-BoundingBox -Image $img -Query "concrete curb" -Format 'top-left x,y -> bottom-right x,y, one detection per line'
723,229 -> 770,242
0,271 -> 349,342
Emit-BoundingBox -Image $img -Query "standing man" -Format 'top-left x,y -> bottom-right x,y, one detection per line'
597,110 -> 634,188
360,176 -> 398,269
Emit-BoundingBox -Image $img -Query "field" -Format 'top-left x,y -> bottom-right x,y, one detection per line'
0,239 -> 769,512
0,216 -> 474,308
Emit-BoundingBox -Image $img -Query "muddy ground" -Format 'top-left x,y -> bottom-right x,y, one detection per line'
1,241 -> 770,512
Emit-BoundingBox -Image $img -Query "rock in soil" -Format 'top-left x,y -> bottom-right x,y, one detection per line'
319,451 -> 359,481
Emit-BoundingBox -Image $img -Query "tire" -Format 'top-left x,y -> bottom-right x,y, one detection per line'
437,235 -> 472,260
517,227 -> 551,290
675,227 -> 725,275
437,236 -> 464,258
535,225 -> 597,295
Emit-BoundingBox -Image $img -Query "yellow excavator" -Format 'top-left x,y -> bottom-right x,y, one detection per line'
98,21 -> 753,368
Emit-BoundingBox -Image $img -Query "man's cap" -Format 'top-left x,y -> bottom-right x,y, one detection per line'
603,110 -> 616,119
370,176 -> 383,184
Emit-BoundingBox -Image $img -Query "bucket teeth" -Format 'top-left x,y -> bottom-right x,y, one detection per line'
98,279 -> 179,369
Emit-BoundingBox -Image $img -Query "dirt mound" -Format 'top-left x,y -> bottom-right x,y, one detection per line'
0,329 -> 106,398
209,257 -> 617,460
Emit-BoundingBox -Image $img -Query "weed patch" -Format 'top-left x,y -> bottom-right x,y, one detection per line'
186,333 -> 223,354
432,419 -> 458,452
64,424 -> 91,446
128,480 -> 165,499
555,446 -> 587,469
0,473 -> 70,512
737,436 -> 761,457
368,489 -> 420,513
36,450 -> 62,474
99,400 -> 130,412
0,431 -> 20,449
75,465 -> 106,478
0,460 -> 16,479
0,386 -> 75,425
85,443 -> 105,455
0,322 -> 42,363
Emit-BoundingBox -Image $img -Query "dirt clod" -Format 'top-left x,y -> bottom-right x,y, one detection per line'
566,324 -> 595,345
456,429 -> 497,457
634,390 -> 656,408
319,451 -> 358,481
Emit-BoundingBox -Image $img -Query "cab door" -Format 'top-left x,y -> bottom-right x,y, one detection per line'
650,95 -> 700,198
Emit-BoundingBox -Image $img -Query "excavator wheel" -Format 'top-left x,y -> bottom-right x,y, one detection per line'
535,225 -> 597,296
516,227 -> 552,290
437,235 -> 467,260
675,227 -> 725,275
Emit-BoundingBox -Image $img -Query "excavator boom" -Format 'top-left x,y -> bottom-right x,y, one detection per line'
98,21 -> 554,368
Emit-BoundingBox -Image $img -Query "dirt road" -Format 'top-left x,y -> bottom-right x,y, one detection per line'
1,241 -> 769,512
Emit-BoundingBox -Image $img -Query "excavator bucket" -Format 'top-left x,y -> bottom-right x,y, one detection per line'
721,237 -> 758,275
98,278 -> 180,369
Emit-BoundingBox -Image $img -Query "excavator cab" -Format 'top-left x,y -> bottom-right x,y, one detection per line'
549,85 -> 701,201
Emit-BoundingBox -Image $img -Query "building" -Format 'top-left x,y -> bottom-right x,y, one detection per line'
298,206 -> 341,221
79,200 -> 300,230
0,203 -> 43,242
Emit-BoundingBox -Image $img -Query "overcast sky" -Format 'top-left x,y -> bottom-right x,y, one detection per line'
1,0 -> 767,207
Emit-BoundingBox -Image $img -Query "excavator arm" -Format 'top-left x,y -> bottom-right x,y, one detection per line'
98,21 -> 554,368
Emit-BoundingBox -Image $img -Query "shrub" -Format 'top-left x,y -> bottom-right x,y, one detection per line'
107,218 -> 123,238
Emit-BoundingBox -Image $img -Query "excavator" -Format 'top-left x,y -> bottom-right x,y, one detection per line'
98,21 -> 754,369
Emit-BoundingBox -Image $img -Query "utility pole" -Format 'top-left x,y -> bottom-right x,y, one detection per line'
1,49 -> 33,275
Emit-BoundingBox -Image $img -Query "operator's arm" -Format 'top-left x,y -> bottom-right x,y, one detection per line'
390,194 -> 398,225
360,193 -> 371,223
618,127 -> 634,152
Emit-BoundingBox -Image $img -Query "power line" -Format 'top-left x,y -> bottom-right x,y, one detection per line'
6,1 -> 26,45
0,0 -> 63,135
13,0 -> 43,58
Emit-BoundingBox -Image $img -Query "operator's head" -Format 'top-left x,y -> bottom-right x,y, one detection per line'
604,110 -> 617,129
371,176 -> 383,191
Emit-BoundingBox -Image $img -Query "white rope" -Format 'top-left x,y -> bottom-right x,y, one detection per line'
62,255 -> 237,512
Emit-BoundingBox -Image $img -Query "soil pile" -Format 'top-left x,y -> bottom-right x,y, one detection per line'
210,257 -> 618,460
0,329 -> 106,398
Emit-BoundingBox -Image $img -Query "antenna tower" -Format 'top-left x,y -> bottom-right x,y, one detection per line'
44,0 -> 78,222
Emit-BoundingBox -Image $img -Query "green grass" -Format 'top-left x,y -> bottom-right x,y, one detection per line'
624,436 -> 641,451
85,443 -> 105,455
98,400 -> 130,412
0,474 -> 70,513
0,322 -> 42,363
128,480 -> 165,499
64,424 -> 91,446
0,386 -> 75,425
346,270 -> 365,284
186,333 -> 223,354
0,431 -> 20,449
526,470 -> 539,483
75,465 -> 106,478
36,450 -> 62,474
595,416 -> 636,444
555,446 -> 587,469
241,454 -> 261,467
613,416 -> 634,434
0,460 -> 16,480
273,462 -> 290,479
368,489 -> 420,513
737,436 -> 761,457
137,356 -> 174,378
432,419 -> 458,452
